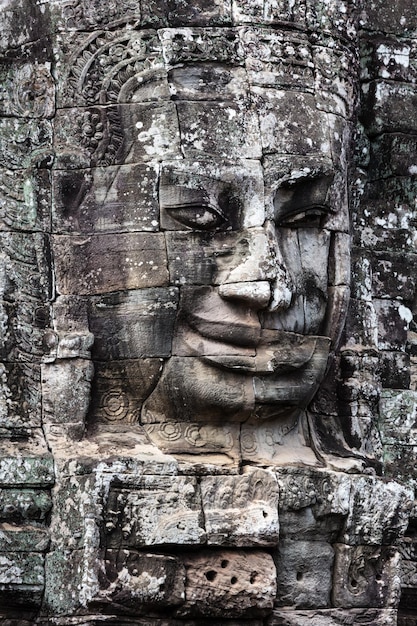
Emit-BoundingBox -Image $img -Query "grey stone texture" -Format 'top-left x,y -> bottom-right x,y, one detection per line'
1,0 -> 417,624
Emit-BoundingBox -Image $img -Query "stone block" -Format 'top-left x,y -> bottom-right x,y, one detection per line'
0,118 -> 52,171
344,298 -> 378,347
178,550 -> 276,617
50,0 -> 143,31
0,60 -> 54,118
343,476 -> 412,546
353,176 -> 417,238
177,101 -> 262,159
49,474 -> 101,551
0,453 -> 54,488
143,421 -> 241,468
372,253 -> 417,301
401,558 -> 417,589
44,548 -> 100,615
369,133 -> 417,180
0,0 -> 52,51
252,88 -> 332,156
379,390 -> 417,445
160,158 -> 264,230
0,231 -> 51,304
42,359 -> 93,426
305,0 -> 357,40
0,525 -> 49,552
160,27 -> 244,67
374,299 -> 412,351
312,43 -> 356,116
89,358 -> 162,425
52,163 -> 160,234
88,287 -> 179,360
379,351 -> 410,389
141,354 -> 255,424
99,550 -> 185,611
52,232 -> 168,295
275,539 -> 334,608
362,81 -> 417,136
169,64 -> 248,101
54,102 -> 181,168
0,167 -> 51,233
0,488 -> 51,522
105,476 -> 205,547
242,27 -> 311,82
332,544 -> 401,608
360,0 -> 417,35
276,468 -> 351,541
267,608 -> 398,625
0,551 -> 44,609
381,445 -> 417,482
146,0 -> 232,26
201,468 -> 279,546
0,363 -> 42,431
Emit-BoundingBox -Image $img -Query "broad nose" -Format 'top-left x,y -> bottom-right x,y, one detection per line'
217,221 -> 293,311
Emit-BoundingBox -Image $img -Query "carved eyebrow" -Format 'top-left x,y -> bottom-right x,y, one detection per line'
274,173 -> 336,221
160,185 -> 212,210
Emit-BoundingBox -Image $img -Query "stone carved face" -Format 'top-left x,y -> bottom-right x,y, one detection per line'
52,26 -> 351,461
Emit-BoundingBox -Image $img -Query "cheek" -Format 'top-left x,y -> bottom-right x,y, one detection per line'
262,228 -> 331,335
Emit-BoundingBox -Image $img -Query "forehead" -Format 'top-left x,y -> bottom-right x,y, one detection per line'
53,26 -> 352,170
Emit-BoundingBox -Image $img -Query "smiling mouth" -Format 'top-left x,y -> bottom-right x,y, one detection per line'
178,317 -> 329,375
187,308 -> 262,348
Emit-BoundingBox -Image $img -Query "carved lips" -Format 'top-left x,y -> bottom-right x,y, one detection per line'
182,306 -> 330,375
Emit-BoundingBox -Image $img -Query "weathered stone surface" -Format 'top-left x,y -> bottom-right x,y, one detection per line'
268,608 -> 398,625
343,476 -> 412,546
42,359 -> 93,427
54,30 -> 167,108
332,544 -> 401,608
379,351 -> 410,389
0,453 -> 54,488
143,421 -> 241,467
0,488 -> 51,522
52,233 -> 168,295
98,550 -> 185,611
379,390 -> 417,445
54,102 -> 181,167
374,299 -> 413,351
0,525 -> 49,552
178,550 -> 276,617
105,476 -> 206,547
0,551 -> 44,609
275,539 -> 334,608
52,163 -> 160,234
89,358 -> 162,424
276,469 -> 351,541
88,287 -> 179,360
1,0 -> 417,622
201,469 -> 279,546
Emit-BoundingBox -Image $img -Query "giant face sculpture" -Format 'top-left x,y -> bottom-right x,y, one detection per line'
52,25 -> 351,464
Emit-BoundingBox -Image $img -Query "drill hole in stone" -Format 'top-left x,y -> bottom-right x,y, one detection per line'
205,570 -> 217,582
231,576 -> 238,585
296,571 -> 303,581
250,572 -> 258,584
351,579 -> 358,588
262,510 -> 268,518
221,559 -> 229,568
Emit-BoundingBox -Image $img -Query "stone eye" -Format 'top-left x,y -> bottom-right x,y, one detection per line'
165,204 -> 227,230
277,207 -> 326,228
